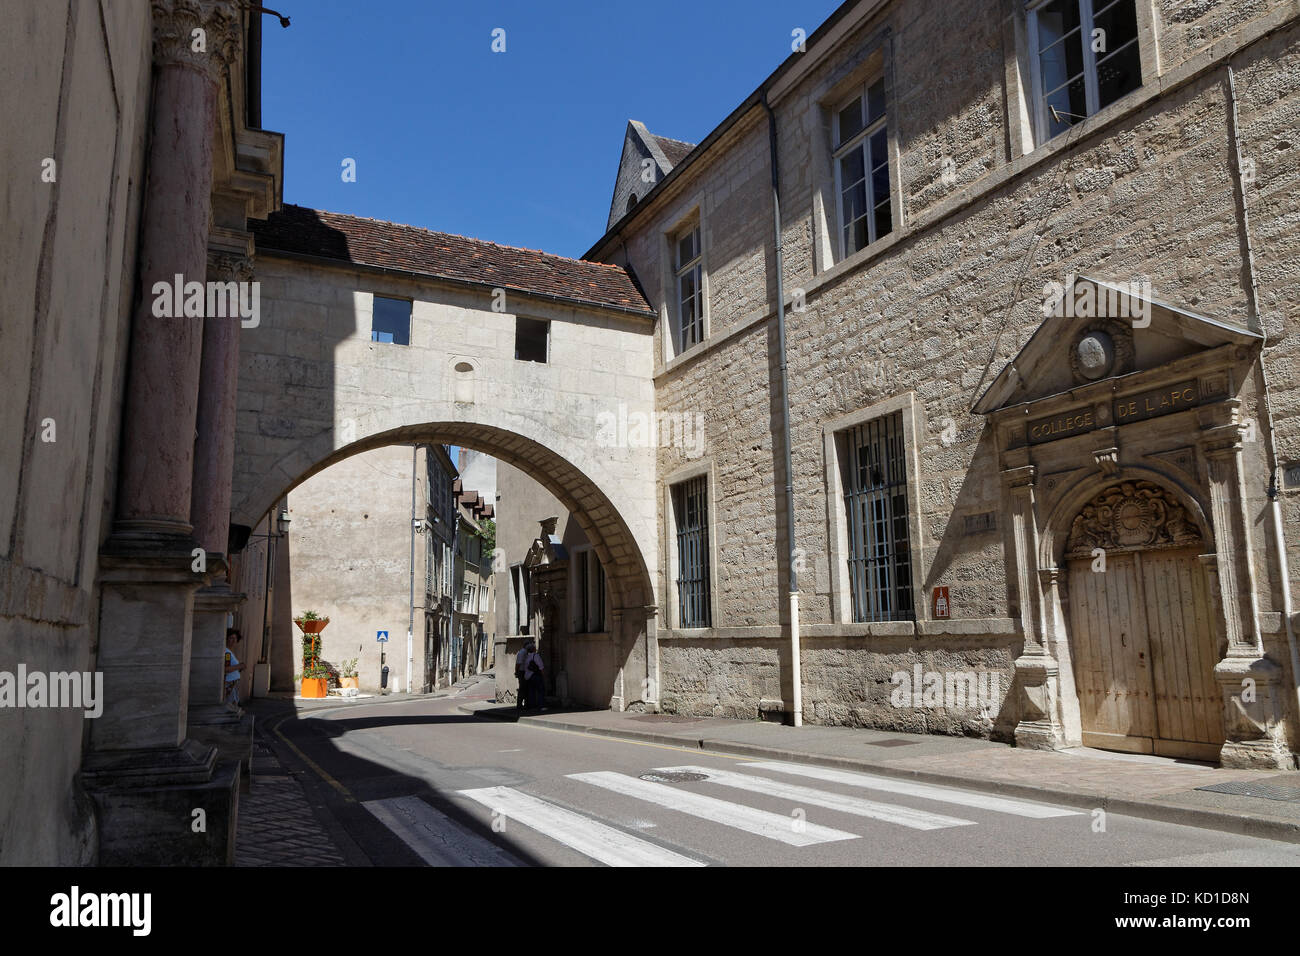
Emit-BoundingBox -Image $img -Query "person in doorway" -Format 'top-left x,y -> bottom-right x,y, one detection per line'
524,640 -> 545,712
224,628 -> 247,705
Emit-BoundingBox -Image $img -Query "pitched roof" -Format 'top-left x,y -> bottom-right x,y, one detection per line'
251,204 -> 652,315
652,133 -> 696,167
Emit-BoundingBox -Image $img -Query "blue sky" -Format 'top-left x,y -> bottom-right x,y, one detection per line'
260,0 -> 842,260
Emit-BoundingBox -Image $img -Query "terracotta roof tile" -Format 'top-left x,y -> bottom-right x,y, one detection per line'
251,204 -> 652,314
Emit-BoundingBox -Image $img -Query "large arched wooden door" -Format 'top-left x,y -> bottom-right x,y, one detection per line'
1063,481 -> 1224,760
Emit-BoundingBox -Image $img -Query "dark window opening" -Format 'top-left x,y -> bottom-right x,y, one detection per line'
515,316 -> 549,363
371,295 -> 411,345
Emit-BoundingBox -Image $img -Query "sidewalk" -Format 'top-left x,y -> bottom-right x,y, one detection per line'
459,701 -> 1300,844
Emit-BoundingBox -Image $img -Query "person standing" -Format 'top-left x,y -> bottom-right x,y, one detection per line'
224,628 -> 247,705
524,641 -> 545,712
515,639 -> 533,711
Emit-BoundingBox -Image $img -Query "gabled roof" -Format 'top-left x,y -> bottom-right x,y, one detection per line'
251,204 -> 653,315
973,275 -> 1262,415
606,121 -> 697,230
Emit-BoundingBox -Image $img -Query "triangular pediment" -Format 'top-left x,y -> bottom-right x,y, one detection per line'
973,276 -> 1261,415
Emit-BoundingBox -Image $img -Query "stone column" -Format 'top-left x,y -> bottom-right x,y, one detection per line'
1005,463 -> 1067,750
83,0 -> 245,864
187,245 -> 251,744
1198,404 -> 1293,768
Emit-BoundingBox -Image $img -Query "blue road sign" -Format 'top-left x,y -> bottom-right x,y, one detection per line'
377,630 -> 389,642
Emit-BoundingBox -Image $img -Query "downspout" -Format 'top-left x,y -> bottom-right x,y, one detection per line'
1226,63 -> 1300,719
762,92 -> 802,727
409,444 -> 417,694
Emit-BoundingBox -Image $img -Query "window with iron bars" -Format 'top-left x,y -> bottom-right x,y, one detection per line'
673,475 -> 711,628
840,412 -> 914,622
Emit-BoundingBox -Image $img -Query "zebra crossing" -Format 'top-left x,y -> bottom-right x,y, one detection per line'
365,760 -> 1085,866
363,760 -> 1084,866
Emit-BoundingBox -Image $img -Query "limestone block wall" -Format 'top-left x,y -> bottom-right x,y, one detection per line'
0,1 -> 153,865
607,0 -> 1300,735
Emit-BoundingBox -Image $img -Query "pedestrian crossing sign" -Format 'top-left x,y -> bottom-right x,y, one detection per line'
377,630 -> 389,642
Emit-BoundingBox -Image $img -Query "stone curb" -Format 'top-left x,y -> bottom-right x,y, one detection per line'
459,704 -> 1300,845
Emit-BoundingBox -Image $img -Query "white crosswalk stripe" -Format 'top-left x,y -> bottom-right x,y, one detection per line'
743,761 -> 1083,818
364,795 -> 521,866
655,765 -> 976,830
568,771 -> 859,847
457,786 -> 705,866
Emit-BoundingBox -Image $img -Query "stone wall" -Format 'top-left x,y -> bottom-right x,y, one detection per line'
0,1 -> 153,865
599,0 -> 1300,740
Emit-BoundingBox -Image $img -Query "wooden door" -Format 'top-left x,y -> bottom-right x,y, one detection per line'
1067,554 -> 1158,751
1139,547 -> 1223,759
1067,547 -> 1223,760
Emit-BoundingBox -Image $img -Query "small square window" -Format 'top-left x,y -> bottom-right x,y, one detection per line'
371,295 -> 411,345
515,317 -> 549,363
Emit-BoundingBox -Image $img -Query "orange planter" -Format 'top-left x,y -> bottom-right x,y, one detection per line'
300,677 -> 328,699
294,617 -> 330,635
340,676 -> 359,689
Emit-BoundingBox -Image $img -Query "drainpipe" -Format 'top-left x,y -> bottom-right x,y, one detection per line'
763,92 -> 802,727
1227,64 -> 1300,719
409,444 -> 417,694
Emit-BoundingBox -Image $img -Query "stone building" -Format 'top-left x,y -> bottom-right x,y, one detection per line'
452,480 -> 497,681
257,444 -> 457,694
586,0 -> 1300,768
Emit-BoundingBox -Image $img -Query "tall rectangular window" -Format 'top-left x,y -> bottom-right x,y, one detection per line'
674,224 -> 704,352
575,549 -> 607,633
371,295 -> 411,345
833,77 -> 891,260
673,475 -> 711,628
840,412 -> 913,622
1029,0 -> 1141,142
512,564 -> 531,635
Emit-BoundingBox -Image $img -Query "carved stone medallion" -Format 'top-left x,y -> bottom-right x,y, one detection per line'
1064,481 -> 1203,558
1069,319 -> 1134,386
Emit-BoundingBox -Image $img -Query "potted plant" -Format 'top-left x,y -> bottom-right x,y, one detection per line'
300,661 -> 329,699
340,659 -> 359,689
295,611 -> 331,699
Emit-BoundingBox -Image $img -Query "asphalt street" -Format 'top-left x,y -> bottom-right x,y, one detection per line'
268,691 -> 1300,867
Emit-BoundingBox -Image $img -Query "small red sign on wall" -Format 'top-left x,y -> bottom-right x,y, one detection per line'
932,587 -> 950,619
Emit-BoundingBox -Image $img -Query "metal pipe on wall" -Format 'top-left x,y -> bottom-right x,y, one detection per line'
763,92 -> 802,727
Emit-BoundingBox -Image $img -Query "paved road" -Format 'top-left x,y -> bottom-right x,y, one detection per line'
269,692 -> 1300,867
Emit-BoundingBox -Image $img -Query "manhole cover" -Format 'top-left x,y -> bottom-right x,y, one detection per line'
865,738 -> 919,748
638,770 -> 709,784
630,715 -> 698,724
1195,781 -> 1300,803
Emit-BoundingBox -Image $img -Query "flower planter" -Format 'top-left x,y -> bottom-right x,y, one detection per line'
300,677 -> 328,699
340,676 -> 359,689
294,617 -> 330,635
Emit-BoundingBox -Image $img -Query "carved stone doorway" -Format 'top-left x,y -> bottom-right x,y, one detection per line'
1062,481 -> 1224,760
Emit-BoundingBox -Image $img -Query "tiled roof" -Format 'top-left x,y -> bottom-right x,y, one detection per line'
251,204 -> 652,314
653,134 -> 696,167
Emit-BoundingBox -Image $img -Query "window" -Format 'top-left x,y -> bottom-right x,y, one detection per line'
674,223 -> 704,352
511,564 -> 531,635
839,412 -> 914,622
833,77 -> 891,260
371,295 -> 411,345
673,475 -> 711,628
515,316 -> 549,363
1029,0 -> 1141,142
574,549 -> 607,633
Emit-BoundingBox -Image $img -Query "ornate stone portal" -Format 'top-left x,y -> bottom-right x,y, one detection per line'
975,276 -> 1294,769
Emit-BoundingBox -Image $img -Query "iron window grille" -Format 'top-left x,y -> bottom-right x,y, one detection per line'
840,412 -> 914,622
674,475 -> 711,628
